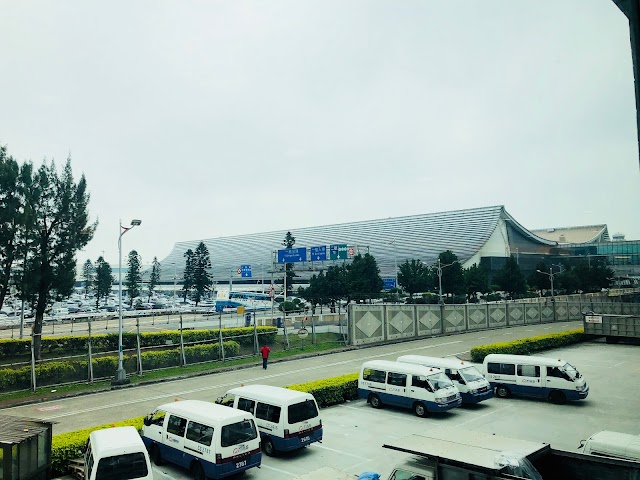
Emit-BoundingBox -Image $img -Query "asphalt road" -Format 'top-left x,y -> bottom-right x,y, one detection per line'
5,321 -> 585,435
38,320 -> 640,479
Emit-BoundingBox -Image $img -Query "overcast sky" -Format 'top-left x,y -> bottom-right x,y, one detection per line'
1,0 -> 638,268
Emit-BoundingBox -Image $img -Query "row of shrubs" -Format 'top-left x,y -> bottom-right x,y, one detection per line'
0,341 -> 240,391
0,326 -> 277,358
469,329 -> 586,363
50,371 -> 359,476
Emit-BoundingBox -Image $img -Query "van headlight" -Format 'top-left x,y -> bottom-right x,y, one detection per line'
435,397 -> 447,404
468,388 -> 478,394
576,384 -> 587,391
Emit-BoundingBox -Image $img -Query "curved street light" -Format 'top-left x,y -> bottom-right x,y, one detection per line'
113,219 -> 141,386
435,258 -> 458,305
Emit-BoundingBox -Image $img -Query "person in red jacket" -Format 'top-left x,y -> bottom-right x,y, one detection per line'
260,344 -> 271,370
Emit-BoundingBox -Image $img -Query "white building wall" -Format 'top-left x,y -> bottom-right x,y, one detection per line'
463,219 -> 510,268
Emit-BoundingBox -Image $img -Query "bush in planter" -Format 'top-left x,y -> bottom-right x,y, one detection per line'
287,373 -> 358,407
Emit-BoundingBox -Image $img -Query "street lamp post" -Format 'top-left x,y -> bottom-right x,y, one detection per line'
113,218 -> 141,386
391,239 -> 398,290
536,267 -> 559,322
435,258 -> 457,305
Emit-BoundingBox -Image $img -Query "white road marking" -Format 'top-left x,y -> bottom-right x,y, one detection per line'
259,464 -> 297,476
312,443 -> 369,460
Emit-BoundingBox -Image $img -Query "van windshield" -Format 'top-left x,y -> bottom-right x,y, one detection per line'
288,399 -> 319,424
427,372 -> 455,391
221,419 -> 258,447
460,366 -> 484,383
95,452 -> 148,480
562,363 -> 580,380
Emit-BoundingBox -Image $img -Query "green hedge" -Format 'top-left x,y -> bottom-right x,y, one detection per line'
0,341 -> 240,391
469,329 -> 586,363
287,373 -> 359,407
51,371 -> 360,476
0,326 -> 277,358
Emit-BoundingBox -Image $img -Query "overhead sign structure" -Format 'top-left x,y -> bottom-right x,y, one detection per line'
240,264 -> 252,278
310,246 -> 327,262
383,278 -> 397,290
277,247 -> 307,264
347,247 -> 355,257
329,244 -> 348,260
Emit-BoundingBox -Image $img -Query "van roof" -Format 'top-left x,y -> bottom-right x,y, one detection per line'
226,385 -> 316,404
483,354 -> 567,367
362,360 -> 443,377
397,355 -> 476,370
90,426 -> 146,456
585,431 -> 640,459
156,400 -> 252,424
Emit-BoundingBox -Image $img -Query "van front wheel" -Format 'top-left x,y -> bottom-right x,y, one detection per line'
413,402 -> 428,418
549,391 -> 567,405
263,438 -> 276,456
495,385 -> 511,398
369,394 -> 382,409
150,444 -> 163,466
191,461 -> 206,480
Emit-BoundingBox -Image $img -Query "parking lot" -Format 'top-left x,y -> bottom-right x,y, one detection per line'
85,339 -> 639,480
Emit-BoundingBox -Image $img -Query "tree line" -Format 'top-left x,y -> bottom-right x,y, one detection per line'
0,145 -> 94,359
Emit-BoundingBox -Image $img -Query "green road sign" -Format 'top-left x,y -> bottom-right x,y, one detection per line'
329,244 -> 348,260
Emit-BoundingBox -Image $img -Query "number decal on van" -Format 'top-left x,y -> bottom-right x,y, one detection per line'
236,460 -> 247,469
300,436 -> 311,443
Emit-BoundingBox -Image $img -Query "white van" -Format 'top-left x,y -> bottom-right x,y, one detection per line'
141,400 -> 261,480
358,360 -> 462,417
580,431 -> 640,461
84,426 -> 152,480
216,384 -> 322,456
483,354 -> 589,403
397,355 -> 493,404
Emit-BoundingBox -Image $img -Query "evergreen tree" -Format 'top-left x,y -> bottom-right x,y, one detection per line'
282,231 -> 297,293
148,257 -> 161,302
192,242 -> 213,306
94,256 -> 113,307
82,259 -> 95,297
494,255 -> 528,299
398,259 -> 430,299
125,250 -> 142,305
182,249 -> 195,301
464,263 -> 488,301
346,253 -> 383,302
0,146 -> 32,311
528,261 -> 550,293
24,158 -> 95,359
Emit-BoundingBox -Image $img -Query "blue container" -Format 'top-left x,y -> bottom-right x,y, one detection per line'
245,313 -> 252,327
276,317 -> 282,328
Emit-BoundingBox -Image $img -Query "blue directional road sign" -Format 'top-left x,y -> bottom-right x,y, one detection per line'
277,247 -> 307,264
310,246 -> 327,261
329,244 -> 348,260
241,264 -> 252,278
383,278 -> 397,290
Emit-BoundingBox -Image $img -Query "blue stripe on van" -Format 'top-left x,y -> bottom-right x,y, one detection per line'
265,426 -> 323,452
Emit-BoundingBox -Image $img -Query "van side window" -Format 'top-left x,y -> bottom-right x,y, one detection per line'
488,363 -> 515,375
387,372 -> 407,387
237,397 -> 256,413
167,415 -> 187,437
517,365 -> 540,377
186,421 -> 214,446
547,366 -> 570,380
149,411 -> 166,426
221,419 -> 258,447
363,368 -> 386,383
447,369 -> 462,382
412,376 -> 433,392
255,402 -> 281,423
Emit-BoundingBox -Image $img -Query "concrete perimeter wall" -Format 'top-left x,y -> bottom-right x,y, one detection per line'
348,301 -> 640,346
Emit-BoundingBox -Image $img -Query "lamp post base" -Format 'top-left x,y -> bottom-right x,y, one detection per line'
112,368 -> 130,386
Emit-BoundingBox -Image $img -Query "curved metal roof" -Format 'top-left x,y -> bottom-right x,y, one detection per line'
157,205 -> 554,282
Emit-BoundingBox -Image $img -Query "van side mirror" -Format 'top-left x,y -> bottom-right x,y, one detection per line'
578,439 -> 586,449
215,396 -> 223,404
143,416 -> 151,426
